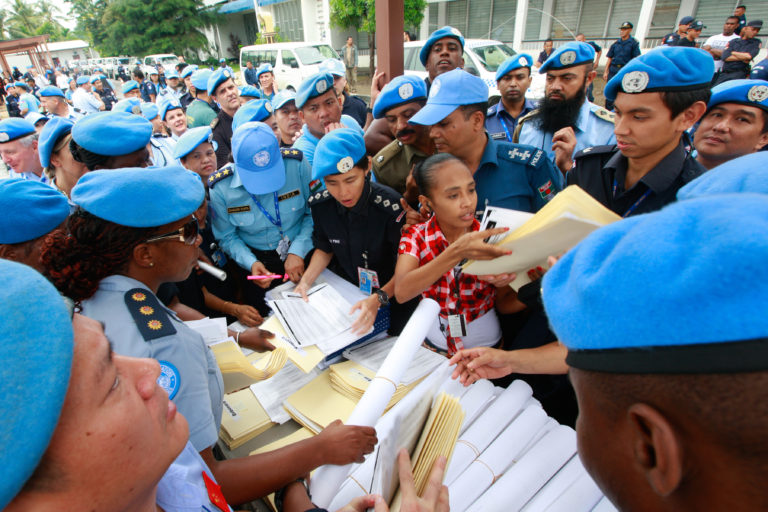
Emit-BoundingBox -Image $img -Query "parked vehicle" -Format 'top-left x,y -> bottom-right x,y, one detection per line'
239,42 -> 340,91
142,54 -> 180,75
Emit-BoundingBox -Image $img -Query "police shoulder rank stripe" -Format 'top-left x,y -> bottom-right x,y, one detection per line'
124,288 -> 177,341
207,165 -> 234,188
281,147 -> 303,160
308,188 -> 331,204
157,360 -> 180,399
503,145 -> 535,164
593,107 -> 616,123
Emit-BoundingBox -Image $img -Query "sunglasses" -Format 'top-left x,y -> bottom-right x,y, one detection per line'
144,216 -> 200,246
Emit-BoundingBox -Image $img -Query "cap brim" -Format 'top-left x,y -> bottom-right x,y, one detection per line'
237,163 -> 286,195
408,103 -> 457,125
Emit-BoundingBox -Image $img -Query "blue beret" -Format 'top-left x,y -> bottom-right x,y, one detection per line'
38,117 -> 74,169
76,75 -> 89,85
140,102 -> 159,120
539,42 -> 595,73
191,69 -> 213,91
495,53 -> 534,81
14,81 -> 27,89
71,111 -> 152,156
219,58 -> 226,63
207,68 -> 234,96
89,75 -> 103,84
232,99 -> 274,132
0,259 -> 73,509
39,85 -> 65,98
174,126 -> 217,159
707,78 -> 768,112
71,166 -> 205,227
604,46 -> 714,102
239,85 -> 262,99
372,75 -> 428,119
272,90 -> 296,110
232,122 -> 285,194
112,97 -> 142,114
256,63 -> 274,79
409,69 -> 488,126
165,70 -> 179,80
0,179 -> 70,243
122,80 -> 139,94
677,152 -> 768,200
4,83 -> 12,91
419,26 -> 465,66
296,72 -> 335,109
180,65 -> 198,79
24,112 -> 48,126
312,128 -> 366,181
318,59 -> 345,77
542,194 -> 768,373
158,97 -> 182,121
0,118 -> 36,143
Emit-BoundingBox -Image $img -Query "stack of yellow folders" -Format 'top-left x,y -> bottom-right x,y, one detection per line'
462,185 -> 621,289
329,360 -> 416,410
390,392 -> 464,511
209,340 -> 288,394
219,388 -> 275,449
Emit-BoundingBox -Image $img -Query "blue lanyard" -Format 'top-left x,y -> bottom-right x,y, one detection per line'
612,178 -> 652,218
249,192 -> 283,237
499,115 -> 513,142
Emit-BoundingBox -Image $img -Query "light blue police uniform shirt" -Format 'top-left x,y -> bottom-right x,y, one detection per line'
8,169 -> 50,184
80,275 -> 224,452
209,155 -> 314,271
19,92 -> 40,113
150,135 -> 179,167
474,134 -> 564,216
291,114 -> 362,166
156,441 -> 233,512
518,100 -> 616,162
485,98 -> 536,142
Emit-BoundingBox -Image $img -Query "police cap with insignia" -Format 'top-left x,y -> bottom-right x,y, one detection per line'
39,85 -> 65,98
0,259 -> 73,510
256,63 -> 274,80
239,85 -> 262,99
191,69 -> 212,92
0,179 -> 70,244
542,194 -> 768,374
122,79 -> 139,94
232,98 -> 274,132
603,46 -> 714,102
165,70 -> 179,80
38,116 -> 74,170
180,65 -> 198,79
539,41 -> 595,74
679,16 -> 694,26
72,111 -> 153,156
232,121 -> 285,194
408,68 -> 488,126
207,68 -> 234,96
495,53 -> 534,82
677,152 -> 768,201
318,58 -> 345,77
71,166 -> 205,227
158,97 -> 183,121
295,72 -> 335,109
419,26 -> 465,66
746,20 -> 763,29
272,90 -> 297,110
149,67 -> 159,76
688,20 -> 705,31
707,79 -> 768,113
312,128 -> 366,180
76,75 -> 90,85
0,118 -> 36,143
112,97 -> 142,114
372,75 -> 428,119
619,21 -> 633,29
140,102 -> 159,121
174,126 -> 218,160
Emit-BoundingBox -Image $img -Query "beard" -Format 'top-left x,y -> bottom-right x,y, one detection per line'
536,81 -> 587,134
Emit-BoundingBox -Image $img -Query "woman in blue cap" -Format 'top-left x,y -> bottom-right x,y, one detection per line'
175,125 -> 218,182
69,111 -> 153,170
38,117 -> 88,198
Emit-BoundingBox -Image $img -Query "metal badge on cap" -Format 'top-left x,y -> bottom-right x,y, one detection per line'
748,85 -> 768,103
252,150 -> 271,167
0,133 -> 9,142
398,83 -> 414,100
622,71 -> 649,93
450,27 -> 461,36
316,80 -> 328,94
223,70 -> 231,78
336,156 -> 354,173
430,79 -> 442,98
559,51 -> 576,66
265,102 -> 273,113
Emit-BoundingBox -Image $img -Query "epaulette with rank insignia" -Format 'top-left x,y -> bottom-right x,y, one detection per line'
373,140 -> 403,167
573,144 -> 616,160
210,118 -> 219,129
308,188 -> 331,205
281,148 -> 303,160
499,143 -> 545,167
124,288 -> 177,341
512,108 -> 540,143
591,106 -> 616,123
207,165 -> 235,188
371,189 -> 402,216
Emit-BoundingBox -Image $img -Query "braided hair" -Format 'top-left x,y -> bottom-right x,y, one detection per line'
69,138 -> 111,171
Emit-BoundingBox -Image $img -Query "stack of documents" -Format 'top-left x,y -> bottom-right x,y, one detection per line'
249,360 -> 322,424
328,361 -> 419,412
210,340 -> 288,393
463,185 -> 621,289
283,369 -> 358,433
185,317 -> 229,345
219,388 -> 275,449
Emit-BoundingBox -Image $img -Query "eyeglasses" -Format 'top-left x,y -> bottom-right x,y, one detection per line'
144,216 -> 200,246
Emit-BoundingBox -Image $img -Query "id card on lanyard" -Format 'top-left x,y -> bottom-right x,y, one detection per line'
440,267 -> 467,355
250,192 -> 291,261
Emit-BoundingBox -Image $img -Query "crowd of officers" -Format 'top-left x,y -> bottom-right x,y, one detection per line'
1,19 -> 768,512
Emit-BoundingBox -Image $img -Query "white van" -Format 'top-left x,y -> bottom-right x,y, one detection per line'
239,42 -> 340,91
142,54 -> 179,74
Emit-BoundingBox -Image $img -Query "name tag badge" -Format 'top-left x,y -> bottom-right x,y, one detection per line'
227,205 -> 251,214
278,189 -> 300,202
277,236 -> 291,262
447,314 -> 468,338
357,267 -> 379,294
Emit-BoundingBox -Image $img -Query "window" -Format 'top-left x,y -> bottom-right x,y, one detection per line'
282,50 -> 299,69
295,45 -> 339,65
471,43 -> 516,72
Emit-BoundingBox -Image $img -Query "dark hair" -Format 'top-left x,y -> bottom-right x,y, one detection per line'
41,209 -> 157,302
459,102 -> 488,122
69,138 -> 110,171
134,70 -> 145,81
737,5 -> 746,9
544,38 -> 553,44
413,153 -> 463,198
660,87 -> 711,119
727,16 -> 741,23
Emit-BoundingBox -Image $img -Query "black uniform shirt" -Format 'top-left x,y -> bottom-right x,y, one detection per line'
341,91 -> 368,129
211,110 -> 234,169
722,37 -> 762,75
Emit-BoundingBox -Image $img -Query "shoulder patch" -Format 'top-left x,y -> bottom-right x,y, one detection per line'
210,117 -> 219,129
207,165 -> 235,188
573,144 -> 617,160
308,188 -> 331,205
499,144 -> 542,166
157,360 -> 180,399
373,140 -> 403,168
370,185 -> 403,215
592,107 -> 616,123
512,108 -> 540,143
487,105 -> 496,116
281,147 -> 303,160
124,288 -> 177,341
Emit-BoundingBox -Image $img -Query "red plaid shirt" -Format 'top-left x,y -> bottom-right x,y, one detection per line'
398,216 -> 496,323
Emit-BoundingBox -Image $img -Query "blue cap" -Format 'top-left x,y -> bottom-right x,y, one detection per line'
231,122 -> 285,194
239,85 -> 262,99
122,80 -> 139,93
0,179 -> 70,243
38,117 -> 74,169
174,126 -> 217,159
71,111 -> 153,156
677,152 -> 768,200
191,69 -> 213,91
707,79 -> 768,112
318,59 -> 345,77
14,81 -> 27,89
24,112 -> 48,125
296,72 -> 335,109
39,85 -> 65,98
158,97 -> 183,121
76,75 -> 89,85
0,118 -> 36,143
542,194 -> 768,373
419,26 -> 465,66
165,70 -> 179,80
272,90 -> 296,110
4,84 -> 12,91
604,47 -> 714,102
539,42 -> 595,73
140,102 -> 159,120
180,65 -> 198,79
408,69 -> 488,125
149,67 -> 159,75
372,75 -> 428,119
0,259 -> 73,510
495,53 -> 534,81
219,58 -> 226,63
679,15 -> 694,25
232,99 -> 274,132
112,97 -> 142,114
71,166 -> 205,227
256,63 -> 274,79
89,75 -> 103,84
207,68 -> 234,96
312,128 -> 366,180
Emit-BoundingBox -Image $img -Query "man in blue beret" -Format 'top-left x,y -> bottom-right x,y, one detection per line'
272,90 -> 301,148
570,46 -> 711,217
208,68 -> 242,168
159,70 -> 182,102
71,75 -> 104,115
141,103 -> 178,168
320,58 -> 368,129
186,69 -> 218,128
541,195 -> 768,512
39,85 -> 81,121
91,75 -> 117,111
602,22 -> 642,109
4,83 -> 22,118
0,118 -> 46,183
486,53 -> 537,142
15,82 -> 41,117
239,85 -> 262,104
515,42 -> 616,174
256,63 -> 277,101
714,19 -> 763,85
179,65 -> 198,108
371,75 -> 434,201
218,57 -> 234,76
693,79 -> 768,170
661,16 -> 694,46
122,79 -> 141,99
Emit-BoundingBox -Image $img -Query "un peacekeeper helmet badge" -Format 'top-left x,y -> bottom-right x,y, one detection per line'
316,80 -> 328,94
450,27 -> 461,36
158,360 -> 180,399
223,70 -> 231,78
253,150 -> 271,167
0,133 -> 9,142
430,78 -> 442,98
747,85 -> 768,103
622,71 -> 649,93
559,51 -> 576,66
337,156 -> 354,173
265,102 -> 273,113
398,83 -> 414,100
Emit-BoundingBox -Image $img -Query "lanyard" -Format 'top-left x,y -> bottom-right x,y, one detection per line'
612,178 -> 652,218
499,114 -> 513,142
249,192 -> 283,237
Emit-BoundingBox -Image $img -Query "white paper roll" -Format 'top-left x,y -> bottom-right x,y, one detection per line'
197,260 -> 227,281
457,379 -> 496,434
591,496 -> 619,512
543,471 -> 604,512
309,298 -> 440,508
519,456 -> 585,512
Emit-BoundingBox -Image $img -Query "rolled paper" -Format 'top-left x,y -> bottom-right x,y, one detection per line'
539,471 -> 604,512
197,260 -> 227,281
518,456 -> 586,512
457,378 -> 495,434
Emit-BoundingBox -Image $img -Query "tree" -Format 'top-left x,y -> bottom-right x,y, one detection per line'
329,0 -> 427,72
3,0 -> 71,41
68,0 -> 110,49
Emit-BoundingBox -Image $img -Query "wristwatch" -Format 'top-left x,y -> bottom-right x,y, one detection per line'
375,288 -> 390,306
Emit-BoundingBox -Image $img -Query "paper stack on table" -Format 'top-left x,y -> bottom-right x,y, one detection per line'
209,339 -> 287,393
219,388 -> 275,449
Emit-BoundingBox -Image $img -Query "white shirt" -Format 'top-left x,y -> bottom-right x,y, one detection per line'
56,75 -> 70,89
71,87 -> 102,114
704,33 -> 741,71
